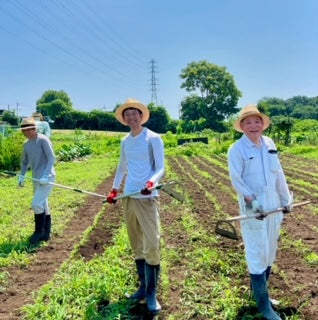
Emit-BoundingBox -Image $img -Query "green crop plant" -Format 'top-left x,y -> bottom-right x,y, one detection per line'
305,252 -> 318,266
22,225 -> 134,319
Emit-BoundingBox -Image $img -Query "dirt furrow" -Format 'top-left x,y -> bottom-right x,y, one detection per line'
0,178 -> 114,320
168,155 -> 318,320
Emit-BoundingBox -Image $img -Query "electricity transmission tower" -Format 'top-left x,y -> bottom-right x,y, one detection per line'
149,59 -> 158,105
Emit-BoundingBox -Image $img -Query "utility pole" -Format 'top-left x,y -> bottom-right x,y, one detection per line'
149,59 -> 158,105
16,100 -> 20,117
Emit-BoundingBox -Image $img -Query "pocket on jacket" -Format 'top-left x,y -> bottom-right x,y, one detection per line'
268,154 -> 280,172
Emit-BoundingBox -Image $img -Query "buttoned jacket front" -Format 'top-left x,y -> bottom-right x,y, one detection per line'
228,134 -> 290,274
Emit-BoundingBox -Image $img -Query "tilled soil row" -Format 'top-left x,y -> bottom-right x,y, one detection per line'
0,177 -> 114,320
157,190 -> 191,319
71,181 -> 194,319
167,156 -> 242,251
283,168 -> 318,197
281,154 -> 318,175
169,155 -> 318,320
191,156 -> 318,255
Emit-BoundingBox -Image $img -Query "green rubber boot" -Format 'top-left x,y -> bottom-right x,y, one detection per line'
130,259 -> 146,300
145,263 -> 161,314
250,273 -> 281,320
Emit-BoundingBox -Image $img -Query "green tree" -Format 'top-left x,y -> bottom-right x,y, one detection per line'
89,110 -> 120,131
180,95 -> 205,122
291,119 -> 318,143
258,96 -> 318,120
36,90 -> 73,120
179,60 -> 241,131
270,115 -> 294,145
292,105 -> 318,120
258,98 -> 288,117
1,111 -> 19,125
146,104 -> 171,133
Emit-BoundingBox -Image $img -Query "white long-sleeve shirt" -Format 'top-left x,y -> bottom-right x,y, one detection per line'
113,127 -> 165,198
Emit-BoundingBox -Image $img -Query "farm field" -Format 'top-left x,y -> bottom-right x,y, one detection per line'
0,152 -> 317,319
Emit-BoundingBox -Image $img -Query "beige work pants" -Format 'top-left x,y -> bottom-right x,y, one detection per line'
123,197 -> 160,265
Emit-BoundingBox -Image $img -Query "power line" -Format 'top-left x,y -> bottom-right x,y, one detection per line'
0,1 -> 147,88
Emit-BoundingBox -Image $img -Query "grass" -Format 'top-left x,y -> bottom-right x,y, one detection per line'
22,224 -> 133,319
0,154 -> 117,268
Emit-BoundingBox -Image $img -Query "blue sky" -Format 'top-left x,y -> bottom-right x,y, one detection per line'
0,0 -> 317,120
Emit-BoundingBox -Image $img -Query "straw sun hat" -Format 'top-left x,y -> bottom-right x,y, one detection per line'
32,112 -> 44,121
20,117 -> 37,131
115,98 -> 149,126
233,104 -> 270,133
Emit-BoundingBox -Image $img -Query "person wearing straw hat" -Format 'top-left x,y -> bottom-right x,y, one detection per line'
19,117 -> 56,244
227,105 -> 293,320
106,98 -> 165,314
32,112 -> 51,138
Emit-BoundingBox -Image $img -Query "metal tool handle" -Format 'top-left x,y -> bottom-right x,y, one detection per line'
114,181 -> 179,200
1,170 -> 107,199
226,200 -> 311,222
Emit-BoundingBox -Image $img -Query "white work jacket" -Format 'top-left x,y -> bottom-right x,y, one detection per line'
228,134 -> 291,274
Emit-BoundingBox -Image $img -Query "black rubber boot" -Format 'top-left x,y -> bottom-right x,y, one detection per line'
250,273 -> 281,320
145,263 -> 161,314
130,259 -> 146,300
29,212 -> 45,244
43,215 -> 51,241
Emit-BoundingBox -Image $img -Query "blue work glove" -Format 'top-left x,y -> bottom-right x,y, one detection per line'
18,175 -> 25,187
283,192 -> 294,213
251,199 -> 262,213
39,175 -> 49,185
251,199 -> 265,220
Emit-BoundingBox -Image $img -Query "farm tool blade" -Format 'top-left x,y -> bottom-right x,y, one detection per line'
114,180 -> 184,202
160,181 -> 185,202
215,200 -> 311,240
215,220 -> 239,240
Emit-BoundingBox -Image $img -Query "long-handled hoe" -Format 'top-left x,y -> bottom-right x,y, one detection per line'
215,200 -> 311,240
0,170 -> 184,202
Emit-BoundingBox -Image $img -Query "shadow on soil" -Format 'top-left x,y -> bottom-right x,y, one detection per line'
0,238 -> 41,258
94,298 -> 160,320
237,305 -> 298,319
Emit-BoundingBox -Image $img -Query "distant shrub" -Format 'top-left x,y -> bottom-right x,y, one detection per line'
0,132 -> 24,171
56,142 -> 92,162
283,145 -> 318,158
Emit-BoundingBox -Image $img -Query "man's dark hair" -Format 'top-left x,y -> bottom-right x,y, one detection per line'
122,107 -> 143,117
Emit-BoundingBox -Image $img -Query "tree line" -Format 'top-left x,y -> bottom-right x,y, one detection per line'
1,60 -> 317,137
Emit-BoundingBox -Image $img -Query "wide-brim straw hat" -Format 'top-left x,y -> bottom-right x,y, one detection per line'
233,104 -> 270,133
32,112 -> 44,121
20,117 -> 37,130
115,98 -> 149,126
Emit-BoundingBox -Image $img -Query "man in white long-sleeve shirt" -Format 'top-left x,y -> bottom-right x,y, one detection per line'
228,105 -> 293,320
19,117 -> 56,244
107,98 -> 164,314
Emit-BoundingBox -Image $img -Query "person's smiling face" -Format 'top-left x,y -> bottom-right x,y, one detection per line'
22,128 -> 37,140
240,115 -> 264,144
123,108 -> 143,130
